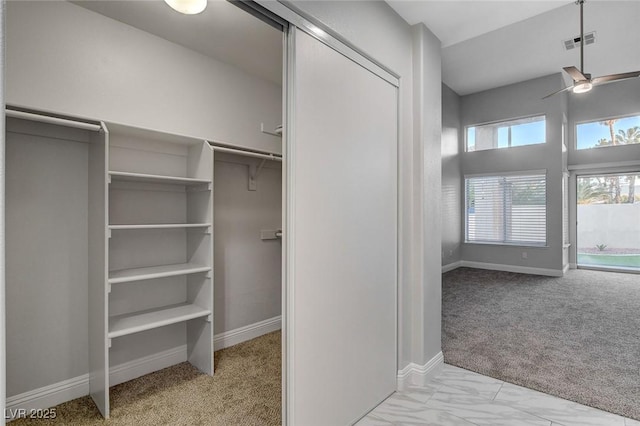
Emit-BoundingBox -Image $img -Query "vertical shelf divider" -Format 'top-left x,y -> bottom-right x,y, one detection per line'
186,141 -> 214,374
88,122 -> 110,418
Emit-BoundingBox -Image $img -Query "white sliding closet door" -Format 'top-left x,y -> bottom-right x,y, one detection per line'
287,29 -> 397,425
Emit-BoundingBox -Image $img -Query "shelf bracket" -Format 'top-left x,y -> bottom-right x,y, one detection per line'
248,158 -> 267,191
108,338 -> 112,349
206,314 -> 213,323
206,270 -> 212,279
107,229 -> 112,239
260,122 -> 282,138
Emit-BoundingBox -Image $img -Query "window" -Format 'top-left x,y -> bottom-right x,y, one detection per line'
465,173 -> 547,246
466,115 -> 545,152
576,114 -> 640,150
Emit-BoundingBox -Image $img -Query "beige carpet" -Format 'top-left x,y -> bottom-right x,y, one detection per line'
10,331 -> 281,426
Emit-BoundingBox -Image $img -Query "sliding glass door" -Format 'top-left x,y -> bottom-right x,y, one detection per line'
577,172 -> 640,272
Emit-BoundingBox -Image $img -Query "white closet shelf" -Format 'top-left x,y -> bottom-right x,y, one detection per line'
108,263 -> 211,284
108,303 -> 210,338
109,171 -> 211,186
109,223 -> 211,230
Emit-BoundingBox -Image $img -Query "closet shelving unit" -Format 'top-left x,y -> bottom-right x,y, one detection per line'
7,109 -> 284,420
90,123 -> 214,418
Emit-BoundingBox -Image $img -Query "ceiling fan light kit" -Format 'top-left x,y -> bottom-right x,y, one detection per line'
544,0 -> 640,98
572,80 -> 592,94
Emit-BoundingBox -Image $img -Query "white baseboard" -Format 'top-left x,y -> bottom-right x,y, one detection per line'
109,345 -> 188,387
6,316 -> 282,418
442,260 -> 564,277
563,263 -> 570,274
442,261 -> 462,273
5,346 -> 187,419
5,375 -> 90,420
460,261 -> 563,277
214,315 -> 281,350
397,351 -> 444,390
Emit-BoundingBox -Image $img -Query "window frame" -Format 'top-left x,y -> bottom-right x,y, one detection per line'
464,114 -> 547,153
464,170 -> 548,247
575,111 -> 640,151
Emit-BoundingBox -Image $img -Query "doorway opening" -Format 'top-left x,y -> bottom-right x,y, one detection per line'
4,0 -> 285,423
577,172 -> 640,272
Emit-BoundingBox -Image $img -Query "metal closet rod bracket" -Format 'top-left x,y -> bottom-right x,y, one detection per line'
210,144 -> 282,191
249,158 -> 267,191
260,122 -> 282,138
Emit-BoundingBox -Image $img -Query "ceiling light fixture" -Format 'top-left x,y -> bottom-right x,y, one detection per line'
164,0 -> 207,15
572,80 -> 592,94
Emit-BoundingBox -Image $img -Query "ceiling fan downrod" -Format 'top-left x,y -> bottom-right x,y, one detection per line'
577,0 -> 585,74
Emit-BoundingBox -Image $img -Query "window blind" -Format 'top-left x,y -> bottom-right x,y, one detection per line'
465,173 -> 547,246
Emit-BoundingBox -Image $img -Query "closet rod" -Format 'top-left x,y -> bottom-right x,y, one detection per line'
212,145 -> 282,162
5,109 -> 102,132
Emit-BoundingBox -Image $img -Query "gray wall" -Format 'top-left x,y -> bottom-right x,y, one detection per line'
460,74 -> 567,273
5,119 -> 91,396
442,84 -> 462,266
413,24 -> 443,366
214,155 -> 282,334
291,1 -> 444,369
446,75 -> 640,274
6,1 -> 282,154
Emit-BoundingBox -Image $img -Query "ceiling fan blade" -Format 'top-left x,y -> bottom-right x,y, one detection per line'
563,66 -> 587,82
592,71 -> 640,85
542,85 -> 573,99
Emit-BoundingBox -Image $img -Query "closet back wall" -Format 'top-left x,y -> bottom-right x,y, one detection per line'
214,154 -> 282,336
6,0 -> 282,154
6,119 -> 90,396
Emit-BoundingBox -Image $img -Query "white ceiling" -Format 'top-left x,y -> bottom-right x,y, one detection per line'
388,1 -> 568,48
388,0 -> 640,95
73,0 -> 283,86
73,1 -> 639,97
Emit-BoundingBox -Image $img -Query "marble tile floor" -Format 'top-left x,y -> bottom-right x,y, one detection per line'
356,364 -> 640,426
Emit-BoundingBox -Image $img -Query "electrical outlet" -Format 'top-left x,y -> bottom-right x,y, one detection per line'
522,251 -> 528,259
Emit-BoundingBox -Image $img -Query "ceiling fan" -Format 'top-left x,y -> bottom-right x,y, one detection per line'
544,0 -> 640,99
